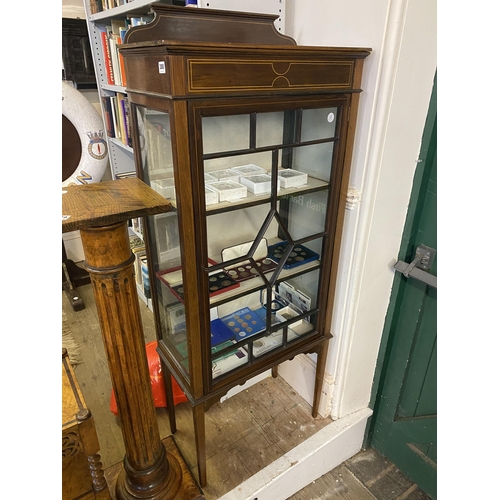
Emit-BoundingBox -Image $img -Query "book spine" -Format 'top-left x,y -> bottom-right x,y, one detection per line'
109,96 -> 120,139
108,35 -> 121,86
116,93 -> 127,146
101,96 -> 115,138
123,97 -> 132,148
100,30 -> 114,85
119,95 -> 130,147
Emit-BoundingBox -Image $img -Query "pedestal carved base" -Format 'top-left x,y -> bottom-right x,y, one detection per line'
106,437 -> 204,500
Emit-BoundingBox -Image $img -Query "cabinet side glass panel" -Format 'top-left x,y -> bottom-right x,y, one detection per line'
136,105 -> 189,377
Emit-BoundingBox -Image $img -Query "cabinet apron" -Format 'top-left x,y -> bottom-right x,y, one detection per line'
62,81 -> 108,187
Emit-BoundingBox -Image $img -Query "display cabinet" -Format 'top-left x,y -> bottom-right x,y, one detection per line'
119,4 -> 370,487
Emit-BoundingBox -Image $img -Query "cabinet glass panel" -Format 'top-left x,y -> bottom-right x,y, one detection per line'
256,112 -> 285,148
202,115 -> 250,154
136,105 -> 189,377
137,107 -> 174,189
286,142 -> 335,182
300,107 -> 338,142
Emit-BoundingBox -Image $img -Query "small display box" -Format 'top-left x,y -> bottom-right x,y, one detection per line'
212,341 -> 248,378
229,164 -> 266,177
207,169 -> 240,183
239,173 -> 279,195
205,173 -> 217,183
209,180 -> 248,202
278,169 -> 308,188
151,178 -> 176,199
205,185 -> 218,206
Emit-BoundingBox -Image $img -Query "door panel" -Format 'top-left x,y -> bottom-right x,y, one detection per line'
369,74 -> 437,499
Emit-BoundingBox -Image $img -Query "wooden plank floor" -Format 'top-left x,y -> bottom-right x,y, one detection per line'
62,283 -> 333,499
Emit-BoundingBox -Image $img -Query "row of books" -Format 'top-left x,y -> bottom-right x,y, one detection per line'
90,0 -> 185,15
102,92 -> 132,147
90,0 -> 145,15
100,17 -> 153,87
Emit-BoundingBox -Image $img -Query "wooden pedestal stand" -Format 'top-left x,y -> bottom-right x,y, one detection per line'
62,178 -> 204,500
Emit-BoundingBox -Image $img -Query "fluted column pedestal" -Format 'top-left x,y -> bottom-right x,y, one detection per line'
62,178 -> 204,500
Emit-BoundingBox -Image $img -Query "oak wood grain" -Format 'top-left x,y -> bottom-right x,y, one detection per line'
62,177 -> 171,233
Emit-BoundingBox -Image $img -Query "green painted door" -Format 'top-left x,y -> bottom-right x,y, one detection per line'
368,75 -> 437,498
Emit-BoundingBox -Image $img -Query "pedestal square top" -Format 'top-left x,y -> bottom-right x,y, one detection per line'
62,177 -> 172,233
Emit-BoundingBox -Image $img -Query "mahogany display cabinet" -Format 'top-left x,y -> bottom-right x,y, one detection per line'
119,5 -> 371,487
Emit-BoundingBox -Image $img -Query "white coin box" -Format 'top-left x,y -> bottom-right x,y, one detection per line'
239,174 -> 280,194
205,173 -> 217,184
278,169 -> 308,188
205,185 -> 219,206
209,180 -> 248,202
229,164 -> 266,177
207,169 -> 240,183
151,178 -> 176,199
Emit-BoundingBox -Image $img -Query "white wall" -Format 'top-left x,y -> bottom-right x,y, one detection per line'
278,0 -> 437,420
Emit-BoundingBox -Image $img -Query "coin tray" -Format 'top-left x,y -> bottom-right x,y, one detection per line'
220,307 -> 266,340
224,257 -> 277,282
267,241 -> 319,269
210,318 -> 235,346
172,270 -> 239,300
157,259 -> 239,303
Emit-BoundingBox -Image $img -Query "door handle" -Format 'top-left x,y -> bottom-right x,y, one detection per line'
394,244 -> 437,289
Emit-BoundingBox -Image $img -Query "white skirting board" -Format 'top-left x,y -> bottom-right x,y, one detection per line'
218,407 -> 372,500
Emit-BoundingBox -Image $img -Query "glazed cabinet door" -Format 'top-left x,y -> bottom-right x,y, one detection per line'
191,96 -> 351,392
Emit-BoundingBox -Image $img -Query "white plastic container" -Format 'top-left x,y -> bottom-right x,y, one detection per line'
230,164 -> 267,176
207,169 -> 240,183
205,185 -> 219,206
278,169 -> 308,188
209,180 -> 248,202
204,172 -> 217,184
239,173 -> 279,194
152,178 -> 176,199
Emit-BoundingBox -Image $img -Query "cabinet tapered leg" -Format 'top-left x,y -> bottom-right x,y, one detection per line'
192,404 -> 207,487
163,361 -> 177,434
312,343 -> 329,418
